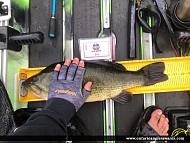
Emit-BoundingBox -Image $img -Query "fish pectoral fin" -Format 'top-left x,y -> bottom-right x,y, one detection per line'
111,91 -> 133,104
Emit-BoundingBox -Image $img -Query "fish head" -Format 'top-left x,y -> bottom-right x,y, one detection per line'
21,72 -> 51,99
21,76 -> 42,95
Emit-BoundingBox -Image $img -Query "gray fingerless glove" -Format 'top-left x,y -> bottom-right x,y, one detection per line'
48,63 -> 90,111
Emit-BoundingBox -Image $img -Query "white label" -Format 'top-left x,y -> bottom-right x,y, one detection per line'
79,37 -> 113,60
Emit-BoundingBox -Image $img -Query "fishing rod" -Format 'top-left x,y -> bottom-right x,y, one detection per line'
63,0 -> 73,60
62,0 -> 65,60
128,0 -> 136,58
137,0 -> 156,108
98,0 -> 116,61
49,0 -> 57,37
0,0 -> 11,86
99,0 -> 116,142
141,16 -> 156,108
98,0 -> 112,37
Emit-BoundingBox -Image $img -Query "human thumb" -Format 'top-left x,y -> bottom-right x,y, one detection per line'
82,81 -> 92,99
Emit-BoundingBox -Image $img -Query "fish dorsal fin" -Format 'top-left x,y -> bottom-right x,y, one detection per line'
24,61 -> 64,85
112,63 -> 127,71
85,60 -> 127,71
112,91 -> 133,104
84,60 -> 113,67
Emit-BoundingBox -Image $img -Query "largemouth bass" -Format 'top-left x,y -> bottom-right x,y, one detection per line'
21,61 -> 168,103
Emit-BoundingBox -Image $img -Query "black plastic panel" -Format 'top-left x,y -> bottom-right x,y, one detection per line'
29,0 -> 63,67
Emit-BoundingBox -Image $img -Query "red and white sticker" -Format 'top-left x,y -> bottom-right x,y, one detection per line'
79,36 -> 115,61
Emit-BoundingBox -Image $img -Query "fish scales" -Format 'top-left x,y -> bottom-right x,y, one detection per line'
84,62 -> 145,102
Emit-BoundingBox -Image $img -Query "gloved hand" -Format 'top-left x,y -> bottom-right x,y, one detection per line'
48,58 -> 92,111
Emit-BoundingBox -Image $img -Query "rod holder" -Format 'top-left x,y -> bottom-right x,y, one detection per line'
0,26 -> 44,52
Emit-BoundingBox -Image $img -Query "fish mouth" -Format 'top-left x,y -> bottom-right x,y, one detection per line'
21,82 -> 42,97
20,80 -> 28,97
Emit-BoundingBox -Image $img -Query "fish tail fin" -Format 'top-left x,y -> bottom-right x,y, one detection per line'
140,62 -> 168,86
